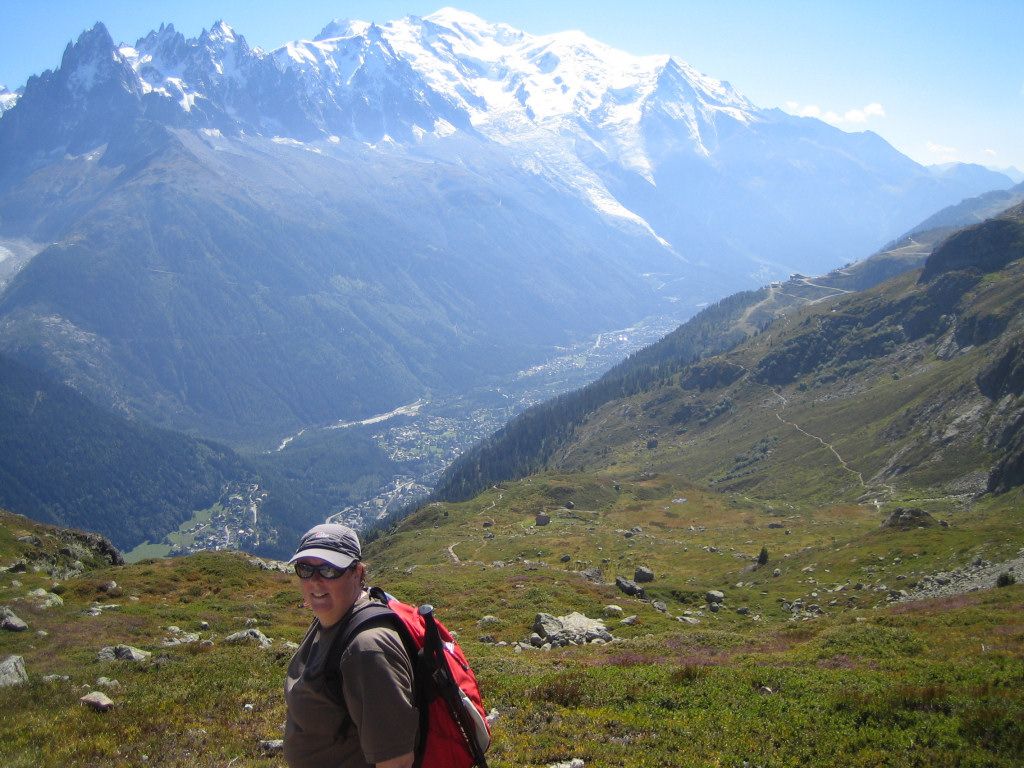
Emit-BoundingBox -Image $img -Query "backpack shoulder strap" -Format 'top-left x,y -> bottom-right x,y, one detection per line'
322,594 -> 415,702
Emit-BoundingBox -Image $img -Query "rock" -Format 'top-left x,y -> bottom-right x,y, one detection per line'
560,554 -> 572,563
652,601 -> 667,613
619,615 -> 638,626
881,507 -> 937,529
80,691 -> 115,712
99,581 -> 123,597
162,627 -> 201,646
1,606 -> 29,632
26,588 -> 63,609
0,655 -> 29,687
772,568 -> 781,577
547,760 -> 585,768
96,676 -> 120,688
580,567 -> 603,583
677,616 -> 700,625
535,513 -> 551,526
564,501 -> 575,510
634,566 -> 655,583
736,607 -> 751,615
226,629 -> 272,647
709,602 -> 720,613
615,576 -> 646,599
98,645 -> 151,662
477,615 -> 501,628
532,612 -> 612,646
260,739 -> 285,754
602,605 -> 623,618
706,590 -> 725,604
7,560 -> 28,573
42,674 -> 70,683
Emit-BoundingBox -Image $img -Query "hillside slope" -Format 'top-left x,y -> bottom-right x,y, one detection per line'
550,203 -> 1024,507
435,190 -> 1024,503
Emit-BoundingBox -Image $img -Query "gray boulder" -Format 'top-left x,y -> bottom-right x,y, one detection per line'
615,576 -> 646,599
98,645 -> 151,662
533,612 -> 612,646
882,507 -> 937,529
226,628 -> 272,647
1,606 -> 29,632
634,566 -> 655,583
26,588 -> 63,609
535,513 -> 551,526
0,655 -> 29,687
706,590 -> 725,604
80,691 -> 115,711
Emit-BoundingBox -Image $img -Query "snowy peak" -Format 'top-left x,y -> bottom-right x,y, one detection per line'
0,86 -> 18,115
58,22 -> 140,97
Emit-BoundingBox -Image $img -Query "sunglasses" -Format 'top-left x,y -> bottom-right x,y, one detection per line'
294,562 -> 355,580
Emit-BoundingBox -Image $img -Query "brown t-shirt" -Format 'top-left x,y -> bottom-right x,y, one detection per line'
284,595 -> 419,768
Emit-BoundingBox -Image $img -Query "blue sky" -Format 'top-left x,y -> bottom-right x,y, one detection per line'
2,1 -> 1021,171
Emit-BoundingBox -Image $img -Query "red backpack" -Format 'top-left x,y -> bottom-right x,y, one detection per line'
325,586 -> 491,768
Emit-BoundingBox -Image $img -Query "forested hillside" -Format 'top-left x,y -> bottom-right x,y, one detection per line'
0,354 -> 250,549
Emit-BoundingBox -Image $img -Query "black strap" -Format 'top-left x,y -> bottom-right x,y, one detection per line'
421,608 -> 490,768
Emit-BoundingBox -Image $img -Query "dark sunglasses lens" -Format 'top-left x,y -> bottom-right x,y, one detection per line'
295,563 -> 346,579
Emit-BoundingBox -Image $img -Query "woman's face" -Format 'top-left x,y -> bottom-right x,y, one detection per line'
296,557 -> 364,628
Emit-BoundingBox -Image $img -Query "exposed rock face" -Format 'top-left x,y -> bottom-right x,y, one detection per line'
532,612 -> 612,646
881,507 -> 937,529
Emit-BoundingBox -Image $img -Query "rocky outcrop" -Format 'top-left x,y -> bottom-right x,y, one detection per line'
881,507 -> 938,529
532,612 -> 612,647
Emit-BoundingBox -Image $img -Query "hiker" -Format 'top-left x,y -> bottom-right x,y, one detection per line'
283,523 -> 418,768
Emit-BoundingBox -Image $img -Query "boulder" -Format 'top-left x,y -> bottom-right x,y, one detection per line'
1,607 -> 29,632
881,507 -> 937,529
602,605 -> 623,618
80,691 -> 115,712
26,588 -> 63,609
532,612 -> 612,646
0,655 -> 29,687
615,576 -> 646,599
98,645 -> 151,662
226,629 -> 272,647
634,566 -> 655,583
535,513 -> 551,526
706,590 -> 725,604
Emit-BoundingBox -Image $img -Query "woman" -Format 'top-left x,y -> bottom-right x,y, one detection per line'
283,523 -> 418,768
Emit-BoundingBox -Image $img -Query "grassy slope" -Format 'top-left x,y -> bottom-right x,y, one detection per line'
4,466 -> 1021,767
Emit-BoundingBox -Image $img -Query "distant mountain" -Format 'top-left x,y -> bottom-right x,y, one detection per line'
0,11 -> 1012,447
434,191 -> 1024,502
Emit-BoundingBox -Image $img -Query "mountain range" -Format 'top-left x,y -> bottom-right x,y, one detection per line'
0,9 -> 1013,448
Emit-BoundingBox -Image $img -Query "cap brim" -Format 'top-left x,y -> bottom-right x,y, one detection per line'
288,548 -> 357,570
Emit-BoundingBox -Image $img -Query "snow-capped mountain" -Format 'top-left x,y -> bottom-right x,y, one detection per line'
0,86 -> 18,115
0,9 -> 1013,444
